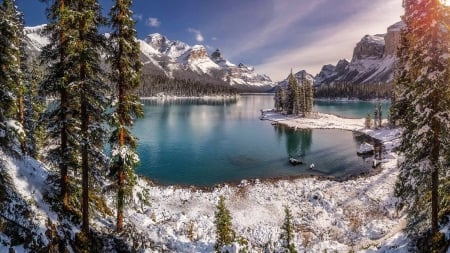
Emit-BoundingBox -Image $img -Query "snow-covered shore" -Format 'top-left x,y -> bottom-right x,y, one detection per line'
1,112 -> 409,252
120,112 -> 408,252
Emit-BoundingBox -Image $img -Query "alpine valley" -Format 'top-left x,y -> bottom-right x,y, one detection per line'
24,25 -> 275,94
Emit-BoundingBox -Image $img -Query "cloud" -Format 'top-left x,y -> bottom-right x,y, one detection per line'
188,28 -> 204,42
226,0 -> 326,59
211,37 -> 218,41
253,0 -> 403,81
133,14 -> 143,21
146,17 -> 161,27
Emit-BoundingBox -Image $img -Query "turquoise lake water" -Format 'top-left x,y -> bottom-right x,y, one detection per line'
133,95 -> 389,186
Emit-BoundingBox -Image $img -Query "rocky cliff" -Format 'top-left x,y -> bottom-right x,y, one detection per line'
314,21 -> 405,86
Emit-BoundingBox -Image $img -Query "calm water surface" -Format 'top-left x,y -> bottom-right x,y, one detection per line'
133,95 -> 382,186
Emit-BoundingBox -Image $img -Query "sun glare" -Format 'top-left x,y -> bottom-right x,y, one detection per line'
441,0 -> 450,6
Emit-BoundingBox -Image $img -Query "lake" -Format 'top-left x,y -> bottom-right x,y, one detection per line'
133,95 -> 387,186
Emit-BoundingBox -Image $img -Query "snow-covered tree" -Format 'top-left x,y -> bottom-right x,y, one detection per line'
23,60 -> 45,159
40,0 -> 79,212
70,0 -> 108,236
0,0 -> 26,153
393,0 -> 450,237
214,195 -> 235,252
107,0 -> 143,233
280,206 -> 297,253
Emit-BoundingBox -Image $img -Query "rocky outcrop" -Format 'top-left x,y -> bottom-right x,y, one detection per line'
185,45 -> 208,62
383,21 -> 405,57
352,35 -> 385,61
314,21 -> 405,86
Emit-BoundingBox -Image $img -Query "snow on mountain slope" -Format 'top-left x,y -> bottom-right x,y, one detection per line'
23,26 -> 275,91
314,21 -> 405,86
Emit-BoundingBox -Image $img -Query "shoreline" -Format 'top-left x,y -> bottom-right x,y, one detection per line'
124,111 -> 406,252
138,111 -> 402,190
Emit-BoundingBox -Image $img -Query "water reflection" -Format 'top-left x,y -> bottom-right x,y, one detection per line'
275,125 -> 312,158
141,97 -> 238,106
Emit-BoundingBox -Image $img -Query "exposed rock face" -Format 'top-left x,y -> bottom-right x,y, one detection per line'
352,35 -> 385,61
383,21 -> 405,57
185,45 -> 208,62
314,21 -> 405,86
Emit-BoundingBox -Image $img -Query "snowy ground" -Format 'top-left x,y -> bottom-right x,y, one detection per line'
119,112 -> 409,252
1,112 -> 411,252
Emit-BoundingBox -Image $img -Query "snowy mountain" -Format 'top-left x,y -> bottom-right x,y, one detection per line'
22,26 -> 275,92
140,33 -> 275,91
314,21 -> 405,86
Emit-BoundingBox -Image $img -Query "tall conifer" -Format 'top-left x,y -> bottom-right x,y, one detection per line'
393,0 -> 450,236
108,0 -> 143,233
71,0 -> 108,236
40,0 -> 78,211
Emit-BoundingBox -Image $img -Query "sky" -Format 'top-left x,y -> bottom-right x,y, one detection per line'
17,0 -> 404,82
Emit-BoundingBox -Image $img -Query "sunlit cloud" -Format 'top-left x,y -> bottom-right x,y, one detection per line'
146,17 -> 161,27
253,0 -> 403,81
188,28 -> 204,42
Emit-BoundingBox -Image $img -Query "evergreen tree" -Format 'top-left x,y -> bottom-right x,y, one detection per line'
40,0 -> 79,212
108,0 -> 144,233
71,0 -> 108,236
393,0 -> 450,237
286,71 -> 300,115
214,195 -> 235,252
280,206 -> 297,253
303,78 -> 313,114
23,60 -> 45,159
0,0 -> 26,152
274,88 -> 283,112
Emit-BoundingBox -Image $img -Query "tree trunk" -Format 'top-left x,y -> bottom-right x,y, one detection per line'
59,0 -> 69,211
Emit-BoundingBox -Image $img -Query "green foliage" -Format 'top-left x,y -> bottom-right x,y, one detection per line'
275,71 -> 313,116
280,206 -> 297,253
214,195 -> 235,252
393,0 -> 450,238
314,82 -> 391,100
0,0 -> 26,152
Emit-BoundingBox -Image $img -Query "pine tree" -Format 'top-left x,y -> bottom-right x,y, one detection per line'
286,71 -> 300,115
393,0 -> 450,237
214,196 -> 235,252
70,0 -> 108,236
303,78 -> 313,115
274,88 -> 283,112
40,0 -> 79,212
108,0 -> 144,233
280,206 -> 297,253
23,60 -> 45,159
0,0 -> 26,152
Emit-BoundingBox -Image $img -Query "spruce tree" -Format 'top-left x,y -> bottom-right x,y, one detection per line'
393,0 -> 450,237
280,206 -> 297,253
71,0 -> 108,236
23,60 -> 45,159
40,0 -> 79,211
214,195 -> 235,252
108,0 -> 143,233
286,71 -> 300,115
0,0 -> 26,152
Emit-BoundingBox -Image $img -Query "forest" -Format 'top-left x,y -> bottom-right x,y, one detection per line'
313,81 -> 392,100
